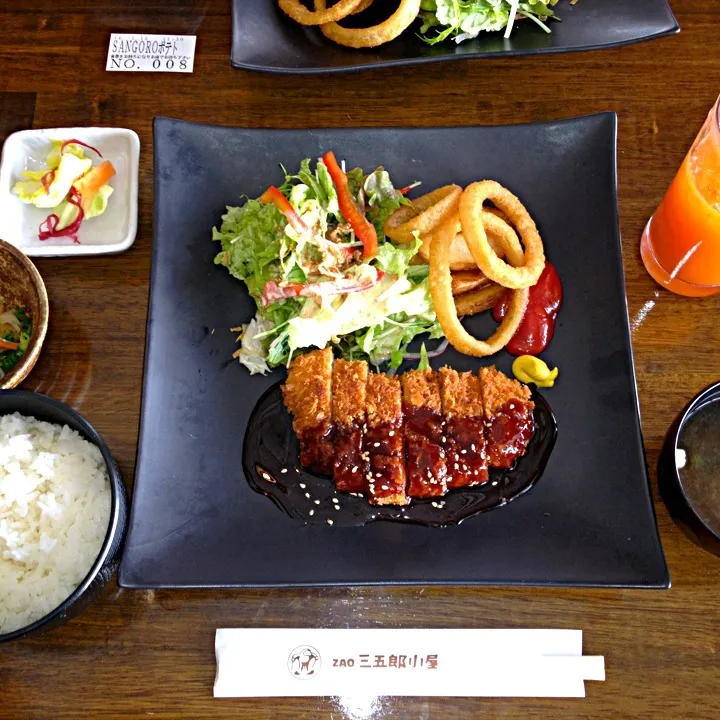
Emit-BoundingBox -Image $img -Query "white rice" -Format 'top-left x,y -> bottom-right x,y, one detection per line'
0,412 -> 111,635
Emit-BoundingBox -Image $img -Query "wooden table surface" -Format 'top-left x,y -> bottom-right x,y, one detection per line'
1,1 -> 719,717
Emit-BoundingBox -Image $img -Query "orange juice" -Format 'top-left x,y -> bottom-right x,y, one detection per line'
641,97 -> 720,296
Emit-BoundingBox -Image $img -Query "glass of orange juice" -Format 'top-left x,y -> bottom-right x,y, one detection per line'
641,95 -> 720,297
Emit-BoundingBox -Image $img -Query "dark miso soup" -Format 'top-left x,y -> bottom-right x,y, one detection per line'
677,400 -> 720,534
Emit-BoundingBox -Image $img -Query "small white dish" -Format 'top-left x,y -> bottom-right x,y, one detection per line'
0,127 -> 139,257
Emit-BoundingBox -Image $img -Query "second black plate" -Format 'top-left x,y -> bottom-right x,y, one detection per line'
232,0 -> 679,74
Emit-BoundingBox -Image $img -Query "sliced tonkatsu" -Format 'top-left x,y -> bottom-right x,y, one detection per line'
401,369 -> 448,498
479,366 -> 535,469
365,373 -> 407,506
282,351 -> 538,506
281,347 -> 334,475
332,359 -> 369,494
439,367 -> 489,487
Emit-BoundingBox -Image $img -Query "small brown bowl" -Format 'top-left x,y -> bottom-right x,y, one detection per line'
0,239 -> 49,389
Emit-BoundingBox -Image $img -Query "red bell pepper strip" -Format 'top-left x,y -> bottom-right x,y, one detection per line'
0,338 -> 20,351
260,186 -> 308,234
261,268 -> 384,307
322,151 -> 378,259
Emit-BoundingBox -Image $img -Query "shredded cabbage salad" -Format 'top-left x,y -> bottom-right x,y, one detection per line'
212,159 -> 442,375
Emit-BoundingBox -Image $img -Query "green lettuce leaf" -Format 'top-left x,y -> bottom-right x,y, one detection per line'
419,0 -> 558,44
364,168 -> 407,237
373,237 -> 423,277
417,343 -> 430,371
213,199 -> 285,301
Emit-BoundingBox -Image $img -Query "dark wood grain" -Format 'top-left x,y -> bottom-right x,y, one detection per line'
1,1 -> 719,717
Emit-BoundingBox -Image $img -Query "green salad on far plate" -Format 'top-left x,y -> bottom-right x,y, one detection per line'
419,0 -> 560,44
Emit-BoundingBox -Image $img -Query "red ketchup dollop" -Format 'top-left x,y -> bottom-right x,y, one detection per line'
492,262 -> 563,356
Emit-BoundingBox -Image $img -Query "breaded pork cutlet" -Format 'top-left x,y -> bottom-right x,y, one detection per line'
364,374 -> 407,506
332,359 -> 369,494
479,366 -> 535,469
401,370 -> 448,498
282,348 -> 334,475
439,367 -> 489,487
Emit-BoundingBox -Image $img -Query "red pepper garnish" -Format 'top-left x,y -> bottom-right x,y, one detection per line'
398,186 -> 413,195
38,187 -> 85,244
260,185 -> 308,234
40,168 -> 56,193
493,262 -> 563,356
322,151 -> 378,259
61,139 -> 103,157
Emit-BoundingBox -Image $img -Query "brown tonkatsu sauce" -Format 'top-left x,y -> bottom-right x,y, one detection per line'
244,383 -> 557,527
445,416 -> 489,487
298,423 -> 335,476
365,420 -> 407,505
486,400 -> 535,469
404,405 -> 448,498
333,426 -> 366,493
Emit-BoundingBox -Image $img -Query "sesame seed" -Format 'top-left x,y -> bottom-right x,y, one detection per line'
334,505 -> 340,511
327,519 -> 334,525
454,463 -> 459,470
351,466 -> 358,473
389,430 -> 395,437
281,468 -> 288,474
314,499 -> 321,504
376,472 -> 382,478
382,485 -> 388,490
471,444 -> 476,452
431,502 -> 438,508
461,449 -> 467,455
305,493 -> 311,499
374,442 -> 380,447
299,483 -> 306,489
492,481 -> 498,487
309,509 -> 315,516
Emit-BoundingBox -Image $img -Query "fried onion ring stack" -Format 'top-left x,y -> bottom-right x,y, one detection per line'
384,180 -> 546,358
278,0 -> 421,49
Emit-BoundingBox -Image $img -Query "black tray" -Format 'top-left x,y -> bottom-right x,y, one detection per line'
119,115 -> 669,588
231,0 -> 679,74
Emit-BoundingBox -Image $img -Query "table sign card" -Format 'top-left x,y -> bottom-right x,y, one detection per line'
106,34 -> 196,73
214,629 -> 605,698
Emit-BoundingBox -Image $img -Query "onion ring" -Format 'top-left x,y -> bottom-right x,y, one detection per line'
459,180 -> 545,289
279,0 -> 364,26
420,206 -> 517,270
430,217 -> 529,357
352,0 -> 374,12
315,0 -> 421,49
384,184 -> 462,243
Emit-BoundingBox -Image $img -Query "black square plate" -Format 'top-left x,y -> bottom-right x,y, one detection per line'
231,0 -> 679,74
118,115 -> 669,588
